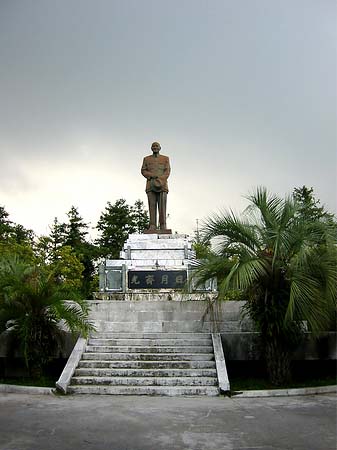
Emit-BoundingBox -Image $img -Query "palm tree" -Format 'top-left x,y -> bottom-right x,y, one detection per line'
196,187 -> 337,385
0,256 -> 93,377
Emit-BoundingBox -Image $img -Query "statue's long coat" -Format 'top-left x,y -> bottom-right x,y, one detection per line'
141,154 -> 170,193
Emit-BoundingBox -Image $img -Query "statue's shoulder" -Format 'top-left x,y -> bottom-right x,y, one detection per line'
159,154 -> 170,161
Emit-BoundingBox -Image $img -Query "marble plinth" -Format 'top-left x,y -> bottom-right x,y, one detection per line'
143,228 -> 172,234
119,233 -> 195,265
98,233 -> 216,294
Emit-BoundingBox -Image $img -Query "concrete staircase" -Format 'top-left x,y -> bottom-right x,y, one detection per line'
58,299 -> 238,395
68,332 -> 219,396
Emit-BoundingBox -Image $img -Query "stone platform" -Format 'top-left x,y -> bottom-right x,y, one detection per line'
120,233 -> 194,266
98,233 -> 216,295
57,299 -> 238,395
88,300 -> 248,333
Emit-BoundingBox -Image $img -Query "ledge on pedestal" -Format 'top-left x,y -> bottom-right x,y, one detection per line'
143,229 -> 172,235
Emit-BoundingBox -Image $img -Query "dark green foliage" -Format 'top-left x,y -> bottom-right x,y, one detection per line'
49,217 -> 67,256
95,199 -> 148,259
0,207 -> 36,269
0,206 -> 12,241
293,186 -> 336,224
0,256 -> 93,377
0,206 -> 34,245
0,200 -> 148,377
196,187 -> 337,385
96,199 -> 133,259
192,240 -> 212,259
132,199 -> 150,234
33,201 -> 148,298
55,207 -> 97,298
10,224 -> 34,245
64,206 -> 89,248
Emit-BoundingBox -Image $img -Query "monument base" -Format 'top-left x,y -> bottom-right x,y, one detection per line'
99,230 -> 216,300
143,229 -> 172,235
99,233 -> 217,294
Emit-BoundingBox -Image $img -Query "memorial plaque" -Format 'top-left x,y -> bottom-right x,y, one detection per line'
128,270 -> 187,289
106,269 -> 123,290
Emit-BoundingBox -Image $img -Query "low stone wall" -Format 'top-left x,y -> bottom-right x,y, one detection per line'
0,331 -> 77,359
1,330 -> 335,374
221,332 -> 337,361
0,297 -> 335,378
0,332 -> 78,377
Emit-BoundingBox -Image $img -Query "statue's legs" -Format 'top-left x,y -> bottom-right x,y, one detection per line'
147,191 -> 158,230
147,191 -> 167,230
159,192 -> 167,230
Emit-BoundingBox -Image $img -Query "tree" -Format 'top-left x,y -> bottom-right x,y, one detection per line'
0,256 -> 93,377
0,241 -> 36,265
34,235 -> 54,266
49,217 -> 67,257
0,207 -> 36,266
0,206 -> 34,245
132,199 -> 149,233
11,224 -> 34,245
61,207 -> 97,298
33,219 -> 68,266
192,240 -> 212,260
0,206 -> 13,242
293,186 -> 336,223
64,206 -> 89,248
49,245 -> 84,291
96,199 -> 148,259
196,187 -> 337,385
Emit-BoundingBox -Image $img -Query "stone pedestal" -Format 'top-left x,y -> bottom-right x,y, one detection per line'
97,233 -> 216,298
120,233 -> 195,267
143,229 -> 172,235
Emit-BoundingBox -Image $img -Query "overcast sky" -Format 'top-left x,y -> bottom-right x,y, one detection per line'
0,0 -> 336,239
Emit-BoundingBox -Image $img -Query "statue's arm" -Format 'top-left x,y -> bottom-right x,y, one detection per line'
141,158 -> 153,179
162,157 -> 171,180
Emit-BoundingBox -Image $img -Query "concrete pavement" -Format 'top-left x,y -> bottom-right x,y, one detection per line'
0,393 -> 336,450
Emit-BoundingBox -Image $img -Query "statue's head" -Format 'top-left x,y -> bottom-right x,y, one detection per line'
151,142 -> 161,154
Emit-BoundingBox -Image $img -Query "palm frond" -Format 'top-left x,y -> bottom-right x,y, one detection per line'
201,209 -> 262,255
220,257 -> 269,292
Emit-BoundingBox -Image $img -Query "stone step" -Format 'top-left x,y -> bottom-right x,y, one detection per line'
85,345 -> 214,354
95,320 -> 241,333
74,368 -> 217,377
88,300 -> 245,313
78,360 -> 216,369
68,328 -> 221,396
91,332 -> 212,339
81,352 -> 214,361
67,385 -> 220,396
87,338 -> 212,346
90,311 -> 213,322
71,376 -> 218,386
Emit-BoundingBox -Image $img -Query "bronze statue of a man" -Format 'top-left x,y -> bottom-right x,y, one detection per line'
141,142 -> 171,231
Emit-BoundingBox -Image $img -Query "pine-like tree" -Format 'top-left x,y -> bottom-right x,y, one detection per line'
96,199 -> 134,259
131,200 -> 149,233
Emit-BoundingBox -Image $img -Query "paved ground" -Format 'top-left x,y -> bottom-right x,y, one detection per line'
0,393 -> 335,450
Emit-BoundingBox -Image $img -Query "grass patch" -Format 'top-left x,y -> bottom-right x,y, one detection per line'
0,375 -> 57,387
